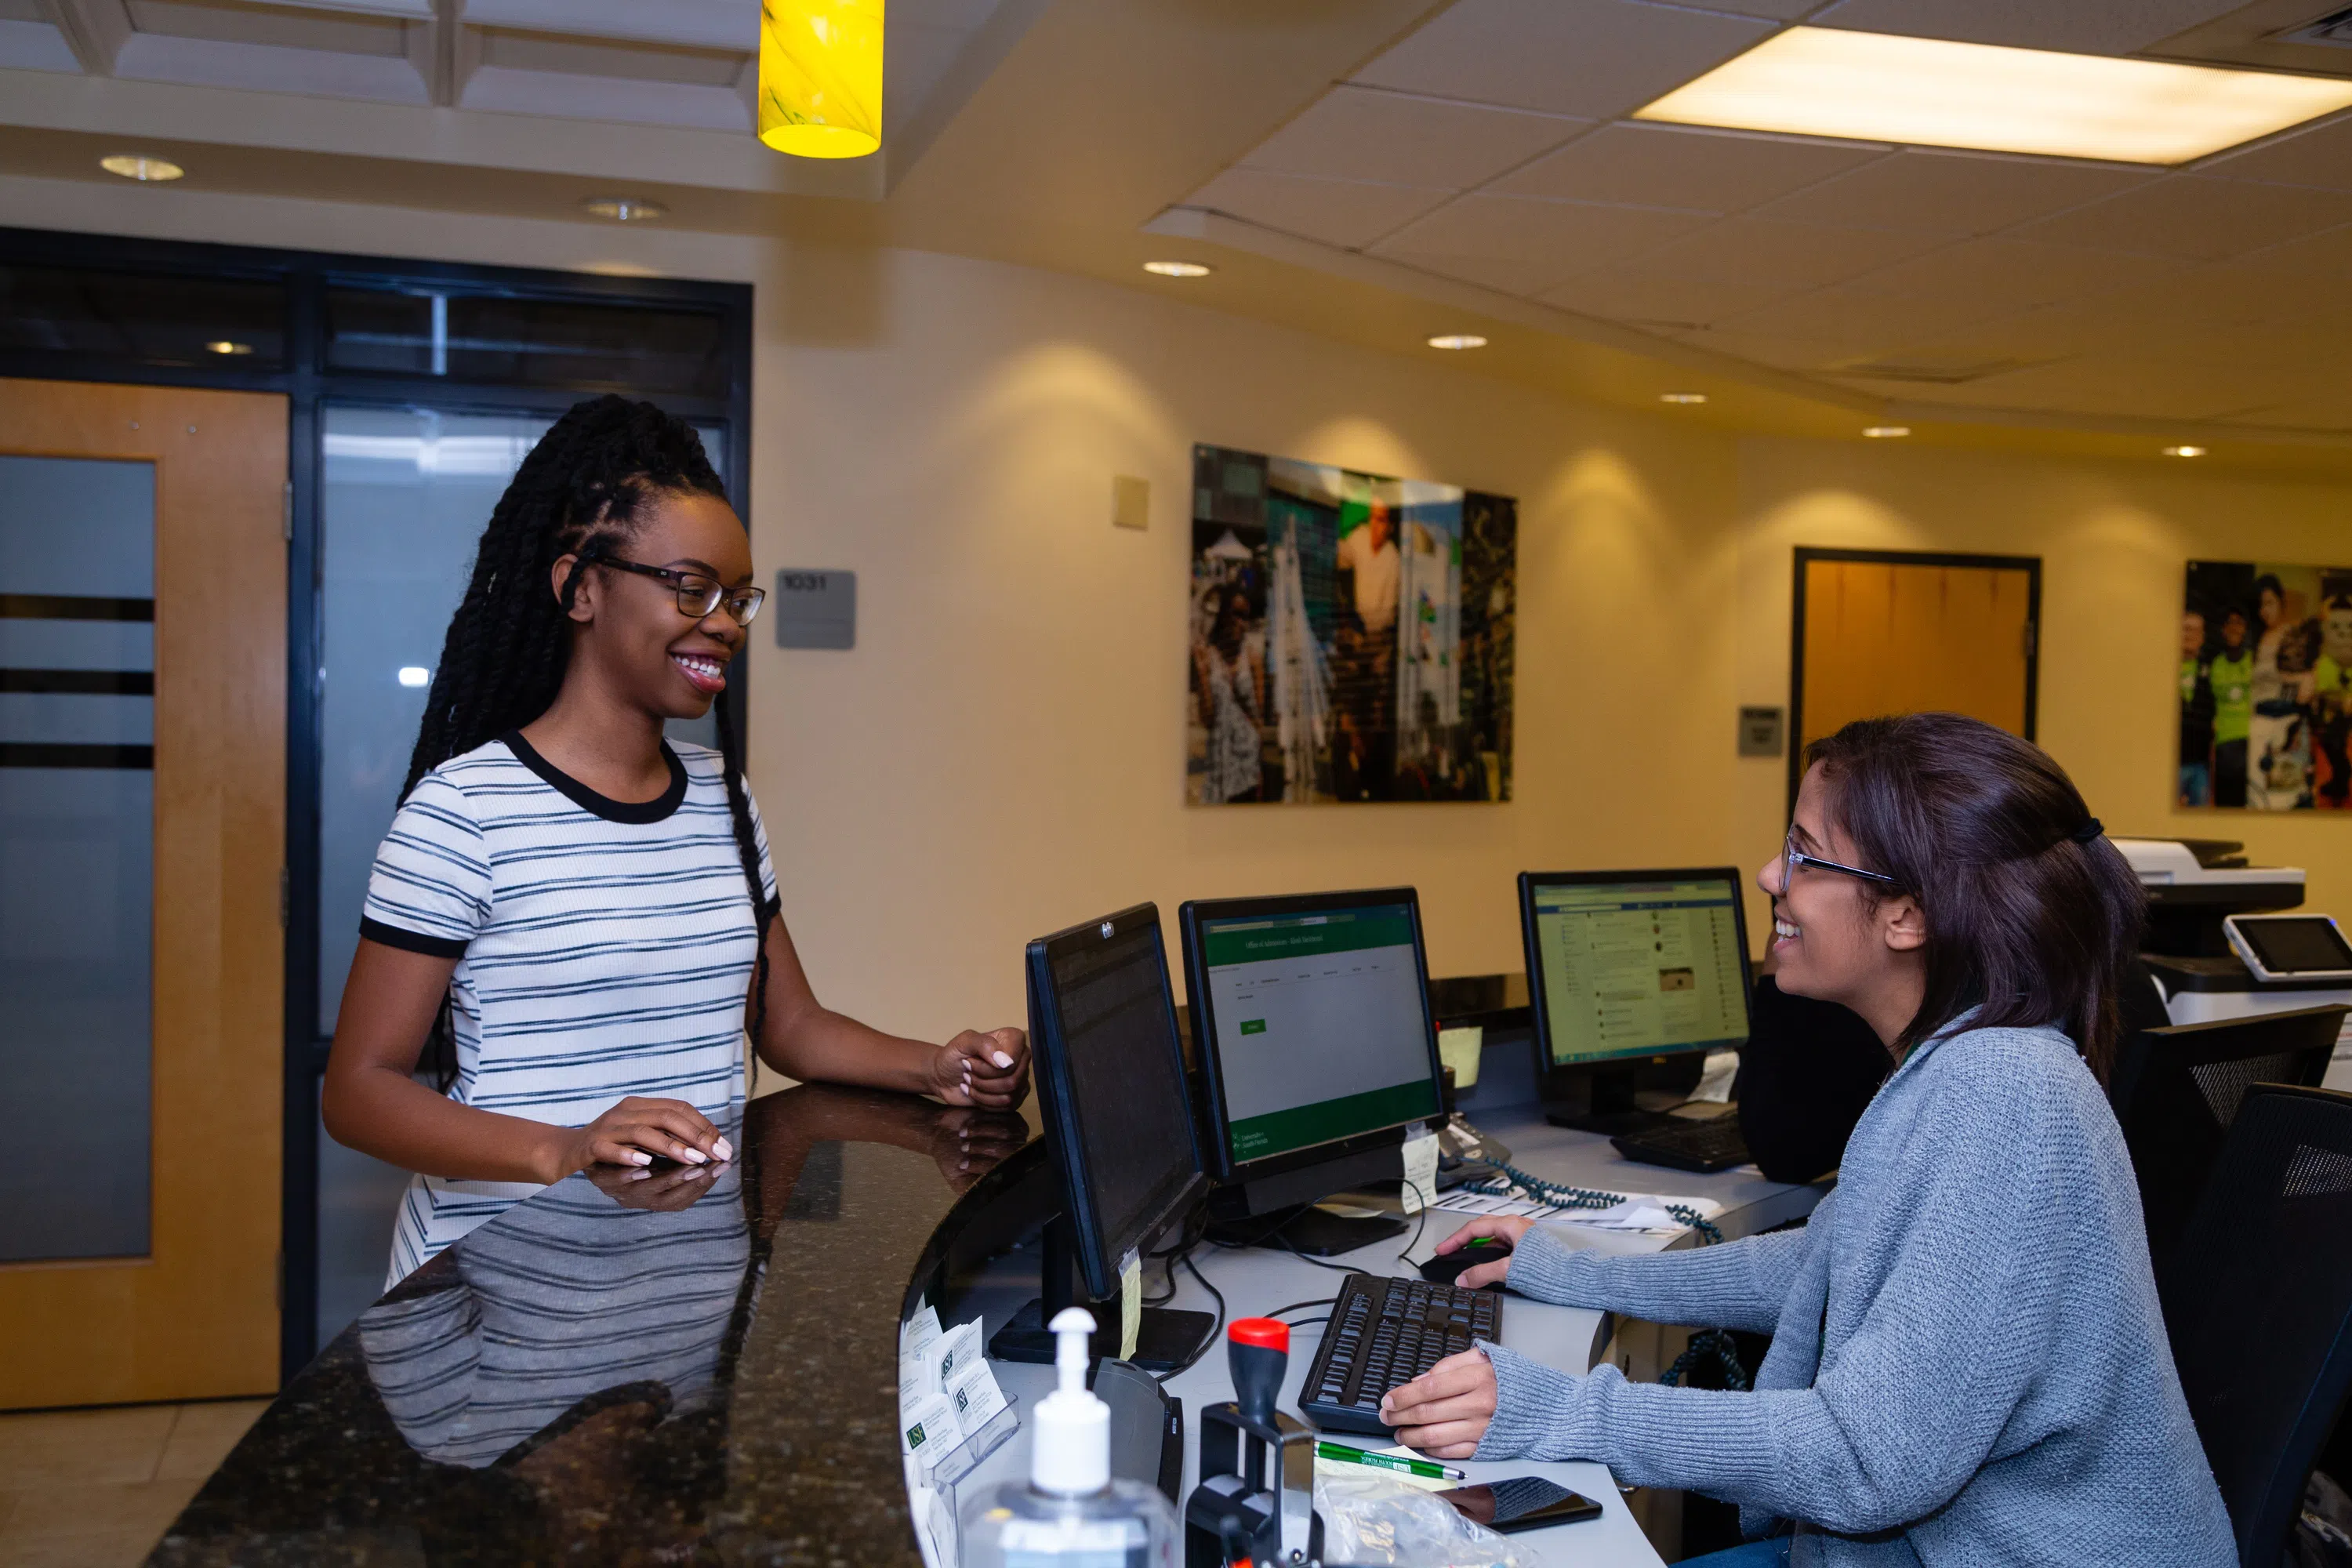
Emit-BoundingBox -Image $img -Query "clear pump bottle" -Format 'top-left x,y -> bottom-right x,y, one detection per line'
960,1308 -> 1179,1568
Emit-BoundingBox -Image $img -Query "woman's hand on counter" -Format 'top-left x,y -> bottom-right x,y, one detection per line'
541,1095 -> 732,1184
932,1026 -> 1031,1109
1379,1347 -> 1497,1461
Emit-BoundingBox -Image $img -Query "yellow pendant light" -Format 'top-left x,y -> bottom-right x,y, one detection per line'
758,0 -> 885,159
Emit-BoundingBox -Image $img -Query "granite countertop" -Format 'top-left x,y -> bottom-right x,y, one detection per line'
150,1084 -> 1044,1566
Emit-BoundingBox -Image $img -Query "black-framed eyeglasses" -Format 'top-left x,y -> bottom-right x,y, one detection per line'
1780,826 -> 1897,889
596,556 -> 765,626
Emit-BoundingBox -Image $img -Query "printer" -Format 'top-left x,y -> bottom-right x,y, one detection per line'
2113,837 -> 2350,1028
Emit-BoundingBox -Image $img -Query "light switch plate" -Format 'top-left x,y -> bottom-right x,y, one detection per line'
1738,705 -> 1784,757
1112,474 -> 1149,531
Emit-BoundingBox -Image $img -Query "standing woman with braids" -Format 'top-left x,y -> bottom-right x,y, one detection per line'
1384,714 -> 2233,1566
325,396 -> 1029,1283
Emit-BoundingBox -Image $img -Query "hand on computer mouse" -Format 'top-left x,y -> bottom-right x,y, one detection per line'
1434,1216 -> 1532,1290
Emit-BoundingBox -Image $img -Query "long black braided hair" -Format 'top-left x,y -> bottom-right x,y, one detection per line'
400,394 -> 770,1089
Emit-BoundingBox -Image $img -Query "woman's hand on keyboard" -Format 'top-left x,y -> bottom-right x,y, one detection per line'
1434,1215 -> 1533,1289
1378,1348 -> 1497,1461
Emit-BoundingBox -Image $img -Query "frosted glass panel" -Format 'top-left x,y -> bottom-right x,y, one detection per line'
317,408 -> 728,1033
0,455 -> 155,1262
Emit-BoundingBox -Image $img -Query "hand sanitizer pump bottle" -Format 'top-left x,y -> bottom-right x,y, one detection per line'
962,1308 -> 1178,1568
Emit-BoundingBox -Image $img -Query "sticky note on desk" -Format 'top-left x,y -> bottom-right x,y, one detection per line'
1438,1026 -> 1483,1088
1120,1249 -> 1142,1362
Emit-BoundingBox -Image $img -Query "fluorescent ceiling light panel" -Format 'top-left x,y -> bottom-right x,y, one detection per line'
1634,27 -> 2352,165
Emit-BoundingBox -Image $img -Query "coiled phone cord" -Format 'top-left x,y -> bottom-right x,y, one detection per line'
1461,1161 -> 1750,1391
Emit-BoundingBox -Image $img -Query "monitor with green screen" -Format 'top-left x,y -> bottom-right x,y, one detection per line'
1194,902 -> 1441,1167
1528,874 -> 1751,1066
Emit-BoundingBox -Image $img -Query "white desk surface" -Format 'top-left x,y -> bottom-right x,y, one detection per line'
938,1105 -> 1828,1568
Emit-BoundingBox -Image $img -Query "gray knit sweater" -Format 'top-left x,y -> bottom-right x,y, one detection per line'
1475,1019 -> 2236,1565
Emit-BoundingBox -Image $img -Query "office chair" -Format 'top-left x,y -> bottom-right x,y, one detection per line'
2108,1004 -> 2344,1271
2161,1085 -> 2352,1566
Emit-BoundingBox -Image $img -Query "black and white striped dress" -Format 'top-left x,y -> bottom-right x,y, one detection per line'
361,731 -> 775,1285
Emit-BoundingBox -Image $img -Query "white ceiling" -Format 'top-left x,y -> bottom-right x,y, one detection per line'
2,0 -> 995,136
1174,0 -> 2352,434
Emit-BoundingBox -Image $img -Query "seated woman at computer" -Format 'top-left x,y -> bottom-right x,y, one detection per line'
1380,713 -> 2232,1565
325,396 -> 1029,1284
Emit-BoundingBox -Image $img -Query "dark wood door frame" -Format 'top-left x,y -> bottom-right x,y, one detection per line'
1788,546 -> 2044,812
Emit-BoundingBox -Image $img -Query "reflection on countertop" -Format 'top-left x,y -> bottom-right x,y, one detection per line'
149,1084 -> 1036,1566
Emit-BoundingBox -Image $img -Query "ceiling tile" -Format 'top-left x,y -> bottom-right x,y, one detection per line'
1240,85 -> 1586,191
2008,175 -> 2352,261
1661,326 -> 1872,372
2219,392 -> 2352,431
1491,122 -> 1883,213
1374,249 -> 1577,298
1805,0 -> 2253,56
1622,215 -> 1947,292
1845,237 -> 2193,312
1537,267 -> 1799,328
2199,111 -> 2352,194
1371,191 -> 1715,281
1754,148 -> 2157,236
1351,0 -> 1774,121
1715,279 -> 2014,345
1188,168 -> 1452,251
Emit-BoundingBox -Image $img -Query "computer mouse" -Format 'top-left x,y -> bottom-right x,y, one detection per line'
1417,1236 -> 1510,1288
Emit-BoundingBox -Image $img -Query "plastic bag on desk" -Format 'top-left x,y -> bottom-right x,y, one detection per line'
1313,1469 -> 1526,1568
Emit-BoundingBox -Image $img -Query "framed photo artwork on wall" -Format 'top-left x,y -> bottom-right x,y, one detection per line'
2181,560 -> 2352,811
1188,444 -> 1515,805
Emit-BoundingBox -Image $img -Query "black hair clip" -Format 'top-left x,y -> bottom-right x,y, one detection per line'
2069,818 -> 2104,844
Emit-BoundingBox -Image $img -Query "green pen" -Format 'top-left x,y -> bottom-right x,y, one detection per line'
1315,1440 -> 1467,1482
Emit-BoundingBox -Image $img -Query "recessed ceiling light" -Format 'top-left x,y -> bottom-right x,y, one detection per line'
1659,391 -> 1708,405
581,196 -> 666,223
1863,425 -> 1911,439
205,340 -> 252,356
1427,334 -> 1488,350
1635,27 -> 2352,165
100,154 -> 183,183
1142,260 -> 1213,278
2165,445 -> 2208,458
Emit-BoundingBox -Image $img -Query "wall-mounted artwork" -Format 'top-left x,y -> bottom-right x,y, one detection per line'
2180,560 -> 2352,811
1189,444 -> 1515,804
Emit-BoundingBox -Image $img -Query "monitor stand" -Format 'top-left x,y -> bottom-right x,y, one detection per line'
1542,1055 -> 1704,1136
989,1214 -> 1214,1373
1203,1203 -> 1407,1257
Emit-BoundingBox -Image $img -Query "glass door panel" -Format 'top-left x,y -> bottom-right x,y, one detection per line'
0,455 -> 156,1263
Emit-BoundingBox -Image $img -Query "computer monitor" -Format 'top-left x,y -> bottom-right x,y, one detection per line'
1519,868 -> 1753,1133
1178,888 -> 1444,1255
989,902 -> 1214,1371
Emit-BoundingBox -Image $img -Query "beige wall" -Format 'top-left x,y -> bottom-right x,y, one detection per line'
1728,438 -> 2352,931
11,171 -> 2352,1045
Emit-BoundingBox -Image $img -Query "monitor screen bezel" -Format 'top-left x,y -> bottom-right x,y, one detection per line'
1517,866 -> 1756,1082
1028,902 -> 1208,1301
1177,886 -> 1446,1186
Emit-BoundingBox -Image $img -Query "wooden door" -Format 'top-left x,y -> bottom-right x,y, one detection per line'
0,380 -> 285,1407
1790,548 -> 2040,806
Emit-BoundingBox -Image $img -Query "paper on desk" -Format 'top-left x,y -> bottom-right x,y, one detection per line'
1401,1128 -> 1439,1214
1313,1444 -> 1456,1494
1435,1189 -> 1723,1236
1688,1048 -> 1740,1104
1120,1248 -> 1142,1362
902,1304 -> 942,1356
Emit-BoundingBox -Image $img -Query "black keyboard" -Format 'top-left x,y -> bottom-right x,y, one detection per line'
1611,1114 -> 1752,1174
1297,1272 -> 1503,1436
